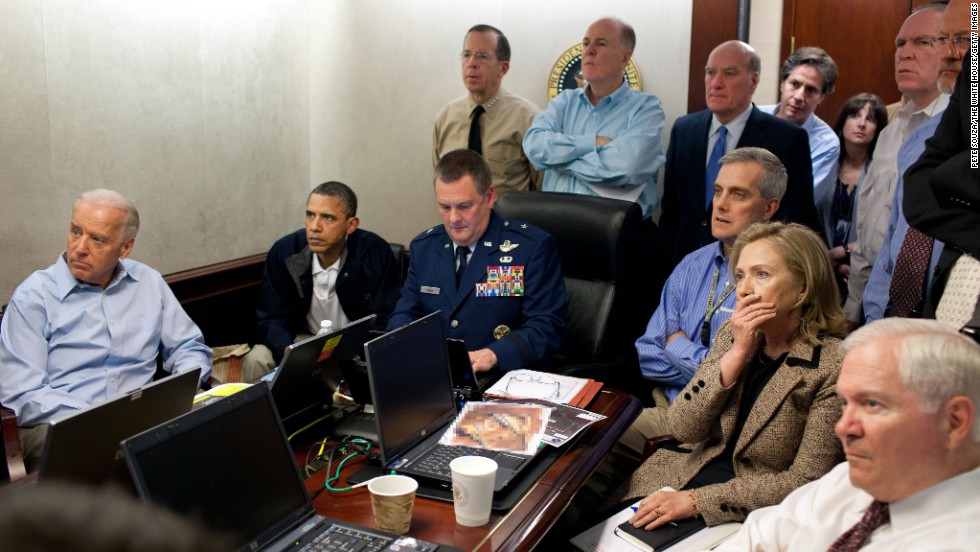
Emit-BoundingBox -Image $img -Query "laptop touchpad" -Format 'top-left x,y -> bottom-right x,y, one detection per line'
495,454 -> 526,470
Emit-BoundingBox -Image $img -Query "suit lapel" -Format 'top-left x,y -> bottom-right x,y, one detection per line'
693,112 -> 712,210
735,106 -> 768,148
733,339 -> 819,454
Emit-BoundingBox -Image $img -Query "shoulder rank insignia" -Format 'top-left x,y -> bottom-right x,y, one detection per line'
500,240 -> 519,252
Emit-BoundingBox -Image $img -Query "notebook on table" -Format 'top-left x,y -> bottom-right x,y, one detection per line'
268,314 -> 375,433
38,367 -> 202,492
121,383 -> 453,552
346,311 -> 542,498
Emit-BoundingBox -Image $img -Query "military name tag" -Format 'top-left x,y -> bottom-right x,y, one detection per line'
475,266 -> 525,297
421,286 -> 440,295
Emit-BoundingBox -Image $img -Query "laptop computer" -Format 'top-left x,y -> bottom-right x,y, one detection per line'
122,383 -> 451,552
37,367 -> 201,492
268,314 -> 375,432
445,338 -> 500,401
347,311 -> 539,497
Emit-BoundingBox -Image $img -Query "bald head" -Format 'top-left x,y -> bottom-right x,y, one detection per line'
705,41 -> 761,124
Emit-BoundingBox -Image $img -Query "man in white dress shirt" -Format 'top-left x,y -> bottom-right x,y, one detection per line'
715,318 -> 980,551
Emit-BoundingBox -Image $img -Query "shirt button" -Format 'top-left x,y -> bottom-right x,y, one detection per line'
450,320 -> 459,329
113,348 -> 119,353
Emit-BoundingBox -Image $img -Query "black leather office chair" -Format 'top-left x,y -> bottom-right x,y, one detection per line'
494,192 -> 659,391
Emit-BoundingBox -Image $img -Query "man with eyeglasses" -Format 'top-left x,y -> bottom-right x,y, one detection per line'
902,0 -> 978,333
863,0 -> 973,325
433,24 -> 541,195
523,17 -> 665,222
845,3 -> 949,327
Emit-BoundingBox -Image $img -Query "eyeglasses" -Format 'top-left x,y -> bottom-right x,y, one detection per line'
894,35 -> 941,51
504,373 -> 561,400
460,50 -> 496,64
935,34 -> 972,52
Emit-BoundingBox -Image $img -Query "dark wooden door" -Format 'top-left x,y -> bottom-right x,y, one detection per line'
780,0 -> 931,123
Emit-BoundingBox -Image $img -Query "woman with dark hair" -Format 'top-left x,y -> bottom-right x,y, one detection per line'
819,93 -> 888,302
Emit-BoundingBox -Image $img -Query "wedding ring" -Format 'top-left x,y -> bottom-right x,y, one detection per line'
654,508 -> 662,516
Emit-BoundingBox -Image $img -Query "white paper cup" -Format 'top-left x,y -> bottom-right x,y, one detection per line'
367,475 -> 418,534
450,456 -> 498,526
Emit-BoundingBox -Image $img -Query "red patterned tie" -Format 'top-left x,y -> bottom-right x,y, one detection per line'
889,227 -> 934,317
827,500 -> 890,552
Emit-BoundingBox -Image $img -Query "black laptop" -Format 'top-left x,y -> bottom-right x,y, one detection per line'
37,367 -> 201,491
269,314 -> 375,432
347,312 -> 540,497
445,338 -> 501,400
121,383 -> 452,552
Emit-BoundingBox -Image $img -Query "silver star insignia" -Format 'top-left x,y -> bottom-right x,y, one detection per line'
521,223 -> 528,229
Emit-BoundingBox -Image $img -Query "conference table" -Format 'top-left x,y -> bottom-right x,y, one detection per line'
297,389 -> 641,552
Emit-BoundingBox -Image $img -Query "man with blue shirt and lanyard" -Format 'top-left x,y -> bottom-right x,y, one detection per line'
622,148 -> 786,452
388,149 -> 566,373
0,189 -> 212,471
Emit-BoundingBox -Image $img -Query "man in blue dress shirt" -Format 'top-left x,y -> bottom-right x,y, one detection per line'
623,148 -> 786,451
523,17 -> 665,221
0,189 -> 212,470
388,149 -> 566,373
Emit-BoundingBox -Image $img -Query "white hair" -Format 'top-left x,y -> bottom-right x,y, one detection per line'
844,318 -> 980,441
74,189 -> 140,240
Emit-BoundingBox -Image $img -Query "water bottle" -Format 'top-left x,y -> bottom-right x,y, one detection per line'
317,319 -> 334,336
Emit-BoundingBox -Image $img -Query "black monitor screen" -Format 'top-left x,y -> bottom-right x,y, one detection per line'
366,311 -> 457,465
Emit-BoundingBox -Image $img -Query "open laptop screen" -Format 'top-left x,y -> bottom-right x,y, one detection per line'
365,311 -> 457,466
123,385 -> 313,551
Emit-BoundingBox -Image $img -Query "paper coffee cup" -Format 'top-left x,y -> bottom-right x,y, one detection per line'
368,475 -> 418,534
450,456 -> 498,527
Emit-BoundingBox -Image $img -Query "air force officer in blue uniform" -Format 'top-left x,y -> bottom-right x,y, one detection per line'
388,149 -> 567,372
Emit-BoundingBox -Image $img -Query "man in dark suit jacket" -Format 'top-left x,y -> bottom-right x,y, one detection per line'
388,149 -> 567,372
660,40 -> 819,267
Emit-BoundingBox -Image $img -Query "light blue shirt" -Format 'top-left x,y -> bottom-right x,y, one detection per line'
760,104 -> 840,203
635,242 -> 735,401
0,255 -> 212,426
523,80 -> 666,219
863,114 -> 945,323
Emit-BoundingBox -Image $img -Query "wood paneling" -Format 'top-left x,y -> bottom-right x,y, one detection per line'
689,0 -> 740,113
780,0 -> 916,124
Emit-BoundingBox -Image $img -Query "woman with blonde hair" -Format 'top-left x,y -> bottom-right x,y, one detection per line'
613,222 -> 847,530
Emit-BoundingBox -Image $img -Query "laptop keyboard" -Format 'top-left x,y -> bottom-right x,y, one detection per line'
411,446 -> 496,480
298,522 -> 392,552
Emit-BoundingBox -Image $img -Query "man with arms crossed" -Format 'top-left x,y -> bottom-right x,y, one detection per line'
715,318 -> 980,550
0,189 -> 212,469
523,17 -> 665,221
388,149 -> 566,373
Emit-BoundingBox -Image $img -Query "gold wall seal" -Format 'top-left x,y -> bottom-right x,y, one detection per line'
547,43 -> 643,101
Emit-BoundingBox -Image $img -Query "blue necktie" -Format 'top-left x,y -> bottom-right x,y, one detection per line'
705,125 -> 728,209
455,246 -> 470,287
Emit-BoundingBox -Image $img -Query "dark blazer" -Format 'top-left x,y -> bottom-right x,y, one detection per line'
613,322 -> 844,525
904,50 -> 979,259
388,211 -> 567,371
254,228 -> 402,364
660,106 -> 820,266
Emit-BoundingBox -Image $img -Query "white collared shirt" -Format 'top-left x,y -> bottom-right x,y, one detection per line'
306,247 -> 350,334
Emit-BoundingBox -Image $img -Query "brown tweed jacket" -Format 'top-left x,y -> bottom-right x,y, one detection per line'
613,322 -> 844,525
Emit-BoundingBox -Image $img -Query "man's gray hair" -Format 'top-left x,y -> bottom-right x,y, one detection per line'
75,189 -> 140,241
718,147 -> 787,201
844,318 -> 980,441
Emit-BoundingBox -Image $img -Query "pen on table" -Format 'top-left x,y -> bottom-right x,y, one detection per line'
629,506 -> 678,527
